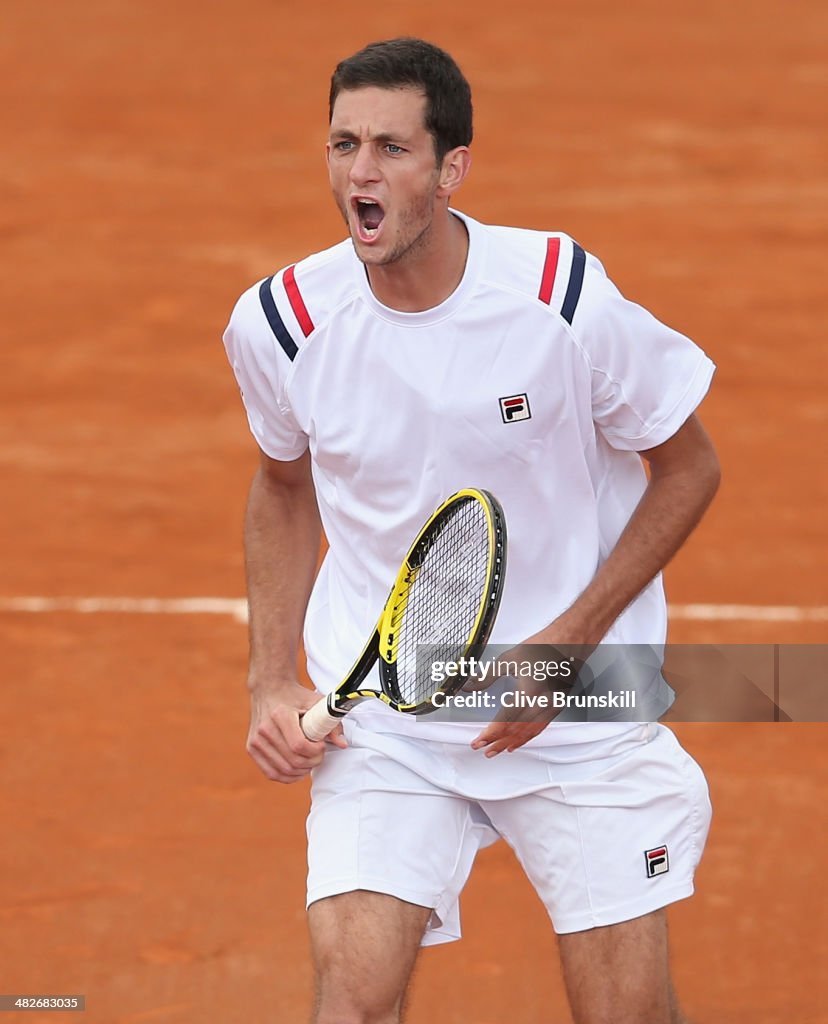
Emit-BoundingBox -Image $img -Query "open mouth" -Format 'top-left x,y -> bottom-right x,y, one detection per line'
353,198 -> 385,242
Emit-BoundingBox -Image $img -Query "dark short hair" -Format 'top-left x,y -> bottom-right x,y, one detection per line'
329,37 -> 473,163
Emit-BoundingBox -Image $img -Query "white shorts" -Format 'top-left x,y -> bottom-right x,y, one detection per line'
306,723 -> 711,942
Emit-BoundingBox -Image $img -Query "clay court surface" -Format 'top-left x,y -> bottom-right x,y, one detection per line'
2,1 -> 826,1021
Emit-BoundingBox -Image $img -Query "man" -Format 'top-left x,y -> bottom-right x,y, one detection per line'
223,37 -> 720,1024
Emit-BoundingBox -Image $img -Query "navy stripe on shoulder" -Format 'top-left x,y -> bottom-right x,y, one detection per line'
258,276 -> 298,361
560,242 -> 586,325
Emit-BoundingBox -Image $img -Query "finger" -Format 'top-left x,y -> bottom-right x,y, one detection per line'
267,709 -> 329,761
270,708 -> 327,757
471,722 -> 515,751
502,722 -> 548,752
252,728 -> 323,770
460,672 -> 496,693
248,727 -> 325,773
471,721 -> 547,755
471,708 -> 543,745
247,744 -> 313,783
325,723 -> 348,749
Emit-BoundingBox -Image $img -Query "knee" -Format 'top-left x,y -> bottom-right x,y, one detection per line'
313,965 -> 403,1024
314,989 -> 401,1024
308,892 -> 427,1023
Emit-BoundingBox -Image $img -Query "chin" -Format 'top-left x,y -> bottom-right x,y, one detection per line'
350,237 -> 387,266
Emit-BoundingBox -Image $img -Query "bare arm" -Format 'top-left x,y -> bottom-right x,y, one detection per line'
473,413 -> 721,753
244,448 -> 345,782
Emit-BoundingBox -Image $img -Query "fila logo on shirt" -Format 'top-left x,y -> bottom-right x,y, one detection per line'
645,845 -> 670,878
499,393 -> 531,423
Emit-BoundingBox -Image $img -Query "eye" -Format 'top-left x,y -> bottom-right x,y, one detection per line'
333,140 -> 355,152
385,143 -> 404,155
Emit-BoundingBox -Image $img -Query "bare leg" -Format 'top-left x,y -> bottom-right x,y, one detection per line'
558,909 -> 689,1024
308,890 -> 432,1024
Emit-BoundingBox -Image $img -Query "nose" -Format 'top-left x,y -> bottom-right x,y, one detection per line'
348,143 -> 381,187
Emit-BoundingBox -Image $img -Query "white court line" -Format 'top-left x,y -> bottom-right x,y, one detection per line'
0,597 -> 826,624
670,604 -> 828,623
0,596 -> 249,623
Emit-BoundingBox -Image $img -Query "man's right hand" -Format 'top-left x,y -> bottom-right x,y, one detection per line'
246,681 -> 347,783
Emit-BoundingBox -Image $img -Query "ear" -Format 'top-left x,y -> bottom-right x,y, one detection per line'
436,146 -> 472,198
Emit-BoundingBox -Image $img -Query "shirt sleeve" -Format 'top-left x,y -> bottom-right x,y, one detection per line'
221,281 -> 309,460
569,250 -> 716,451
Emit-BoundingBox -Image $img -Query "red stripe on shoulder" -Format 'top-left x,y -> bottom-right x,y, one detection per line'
283,265 -> 314,337
538,237 -> 561,305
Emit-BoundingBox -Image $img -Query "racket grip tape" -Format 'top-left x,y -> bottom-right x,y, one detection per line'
301,696 -> 345,741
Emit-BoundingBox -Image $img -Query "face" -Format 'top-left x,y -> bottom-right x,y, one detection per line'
326,86 -> 447,268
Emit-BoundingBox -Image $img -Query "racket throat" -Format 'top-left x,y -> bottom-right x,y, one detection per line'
326,692 -> 349,717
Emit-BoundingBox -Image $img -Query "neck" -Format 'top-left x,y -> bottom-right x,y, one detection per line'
366,211 -> 469,313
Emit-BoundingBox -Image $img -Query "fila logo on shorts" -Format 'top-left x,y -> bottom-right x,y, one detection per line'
499,394 -> 531,423
645,845 -> 670,878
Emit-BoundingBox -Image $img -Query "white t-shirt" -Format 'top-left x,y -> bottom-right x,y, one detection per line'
223,211 -> 715,752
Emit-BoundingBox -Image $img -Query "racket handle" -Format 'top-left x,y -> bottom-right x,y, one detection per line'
301,696 -> 345,741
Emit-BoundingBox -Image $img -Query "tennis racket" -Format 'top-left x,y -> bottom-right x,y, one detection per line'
301,488 -> 507,741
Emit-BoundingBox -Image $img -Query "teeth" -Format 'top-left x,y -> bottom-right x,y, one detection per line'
354,199 -> 381,240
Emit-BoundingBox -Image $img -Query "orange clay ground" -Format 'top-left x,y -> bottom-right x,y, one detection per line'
1,2 -> 825,1022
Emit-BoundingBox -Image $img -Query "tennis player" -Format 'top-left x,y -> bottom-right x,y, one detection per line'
223,37 -> 720,1024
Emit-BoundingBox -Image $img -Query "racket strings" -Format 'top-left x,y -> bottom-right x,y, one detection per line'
395,499 -> 492,705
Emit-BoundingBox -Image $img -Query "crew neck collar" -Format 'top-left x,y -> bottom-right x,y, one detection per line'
353,210 -> 483,327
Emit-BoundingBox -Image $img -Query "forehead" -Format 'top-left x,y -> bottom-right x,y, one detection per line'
329,85 -> 428,136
